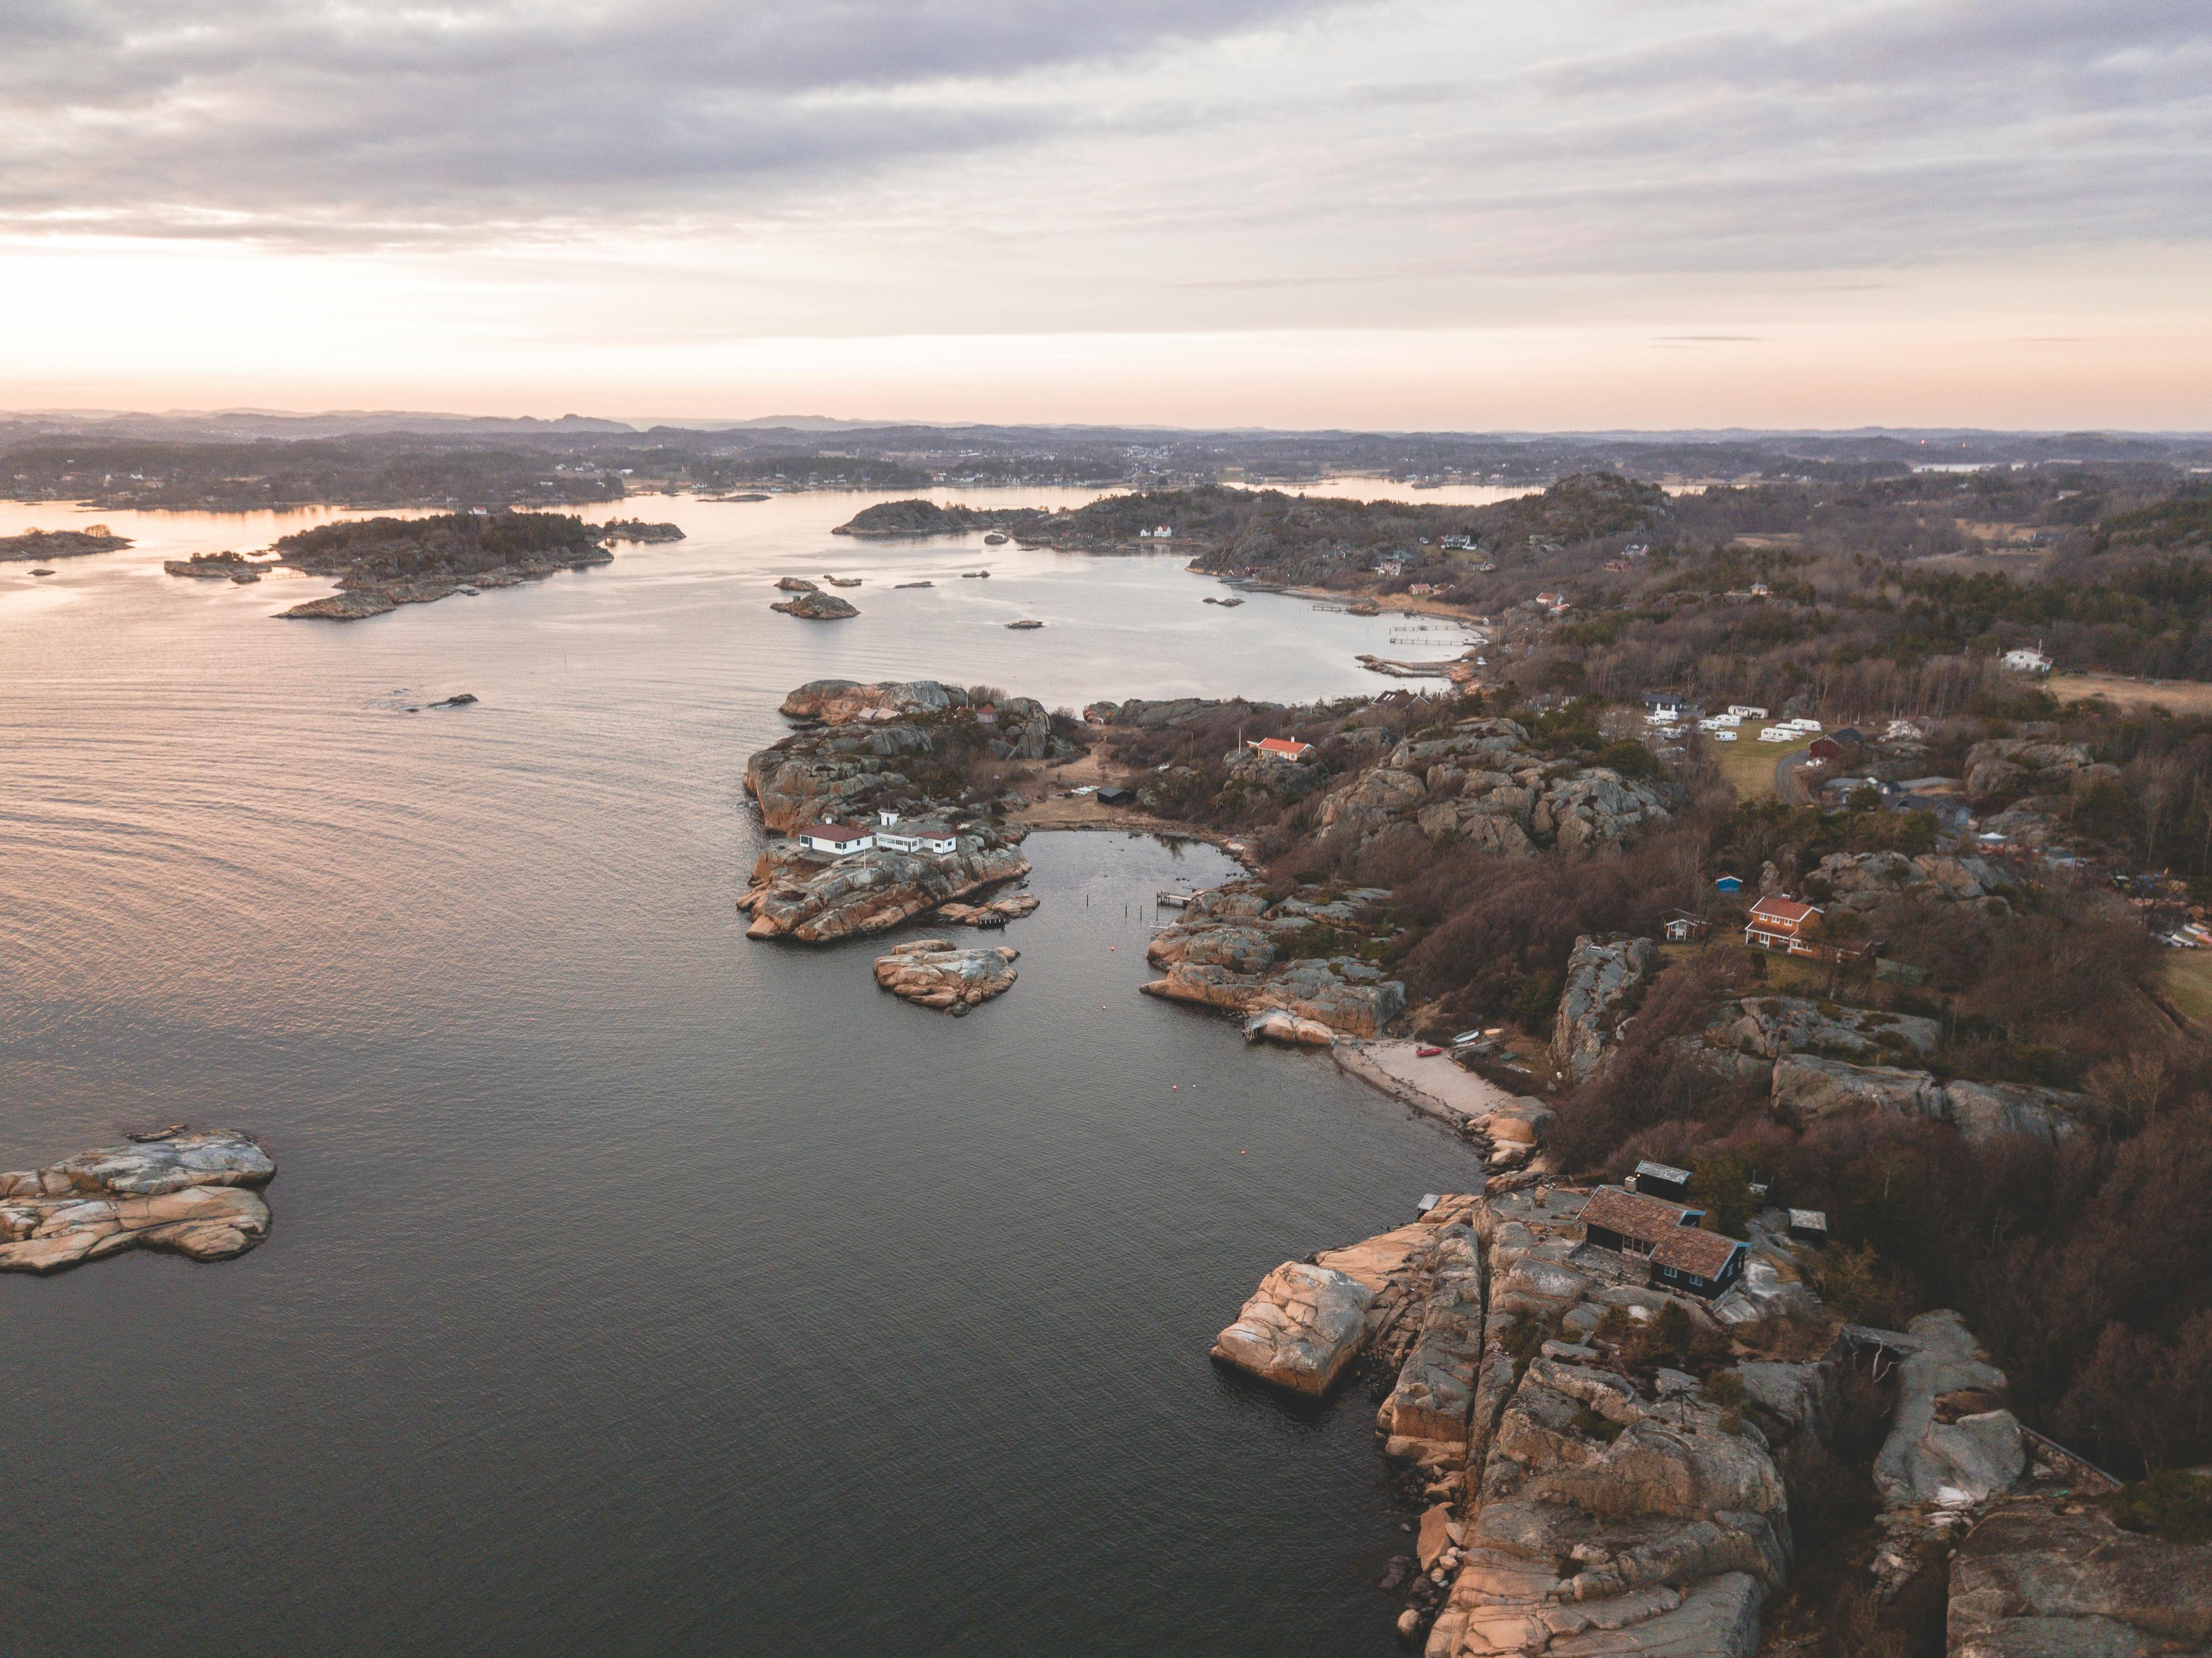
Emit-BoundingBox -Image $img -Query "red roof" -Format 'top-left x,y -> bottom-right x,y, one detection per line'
1581,1186 -> 1695,1245
1581,1185 -> 1742,1280
1651,1228 -> 1741,1280
1250,738 -> 1312,759
1748,896 -> 1820,927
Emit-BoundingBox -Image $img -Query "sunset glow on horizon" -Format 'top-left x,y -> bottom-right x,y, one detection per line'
4,0 -> 2208,429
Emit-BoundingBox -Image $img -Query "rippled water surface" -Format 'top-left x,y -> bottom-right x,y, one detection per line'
0,490 -> 1487,1656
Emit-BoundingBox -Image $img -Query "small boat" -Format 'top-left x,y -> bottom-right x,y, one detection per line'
126,1122 -> 191,1143
983,532 -> 1009,545
1006,619 -> 1044,629
1415,1045 -> 1443,1058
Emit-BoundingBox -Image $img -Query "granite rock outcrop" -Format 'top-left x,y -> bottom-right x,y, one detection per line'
1550,935 -> 1657,1081
873,939 -> 1018,1011
746,679 -> 1075,831
1212,1261 -> 1377,1395
1771,1055 -> 2088,1143
1312,718 -> 1673,857
739,836 -> 1031,942
1143,882 -> 1406,1038
0,1130 -> 275,1273
1947,1494 -> 2212,1657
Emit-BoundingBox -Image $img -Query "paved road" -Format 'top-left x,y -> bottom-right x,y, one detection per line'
1775,747 -> 1818,805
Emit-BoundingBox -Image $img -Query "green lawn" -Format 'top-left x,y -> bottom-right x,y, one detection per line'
1715,733 -> 1815,801
2159,951 -> 2212,1027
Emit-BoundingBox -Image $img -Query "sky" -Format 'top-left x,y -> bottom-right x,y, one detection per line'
3,0 -> 2209,428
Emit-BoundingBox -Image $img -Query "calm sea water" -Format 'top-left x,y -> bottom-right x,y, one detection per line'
0,489 -> 1489,1656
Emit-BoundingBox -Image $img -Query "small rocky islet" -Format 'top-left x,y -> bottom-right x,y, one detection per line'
873,939 -> 1019,1012
0,1129 -> 275,1274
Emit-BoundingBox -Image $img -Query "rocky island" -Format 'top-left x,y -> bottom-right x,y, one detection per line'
0,1129 -> 275,1272
770,589 -> 858,620
0,525 -> 132,561
159,509 -> 676,620
738,679 -> 1081,940
873,939 -> 1019,1012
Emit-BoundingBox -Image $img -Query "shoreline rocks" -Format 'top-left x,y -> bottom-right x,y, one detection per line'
1213,1186 -> 2006,1656
0,1130 -> 276,1273
1213,1261 -> 1377,1395
873,939 -> 1018,1012
740,838 -> 1032,941
1142,882 -> 1407,1039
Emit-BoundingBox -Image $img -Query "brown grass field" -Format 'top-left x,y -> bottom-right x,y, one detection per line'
2049,673 -> 2212,714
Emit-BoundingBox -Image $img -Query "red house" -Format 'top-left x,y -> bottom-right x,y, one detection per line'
1745,895 -> 1821,954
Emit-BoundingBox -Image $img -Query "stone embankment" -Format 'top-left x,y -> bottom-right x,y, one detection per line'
1143,883 -> 1406,1039
873,940 -> 1018,1012
1216,1185 -> 2034,1656
0,1130 -> 275,1272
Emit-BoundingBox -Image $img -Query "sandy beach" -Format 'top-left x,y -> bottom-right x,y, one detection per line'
1331,1038 -> 1524,1132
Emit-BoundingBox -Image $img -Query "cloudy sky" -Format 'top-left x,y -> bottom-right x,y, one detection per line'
4,0 -> 2209,426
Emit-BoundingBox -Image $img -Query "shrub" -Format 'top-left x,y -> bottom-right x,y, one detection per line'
2102,1470 -> 2212,1545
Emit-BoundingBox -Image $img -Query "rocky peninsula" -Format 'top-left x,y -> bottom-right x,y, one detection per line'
1209,1181 -> 2101,1656
0,1130 -> 275,1272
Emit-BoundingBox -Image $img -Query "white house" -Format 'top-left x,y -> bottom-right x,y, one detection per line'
875,819 -> 959,855
2003,641 -> 2053,675
1137,525 -> 1174,540
797,820 -> 873,856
